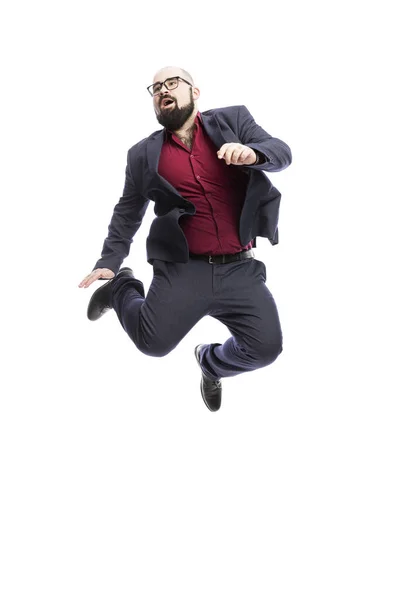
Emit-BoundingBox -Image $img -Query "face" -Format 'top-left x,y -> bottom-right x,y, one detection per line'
152,69 -> 200,131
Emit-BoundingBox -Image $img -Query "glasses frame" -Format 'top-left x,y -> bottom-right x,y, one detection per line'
147,76 -> 193,97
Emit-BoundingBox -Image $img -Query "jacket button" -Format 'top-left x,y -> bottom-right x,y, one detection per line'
179,208 -> 185,213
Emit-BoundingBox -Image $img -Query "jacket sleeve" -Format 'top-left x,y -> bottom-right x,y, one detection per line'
238,105 -> 292,172
93,152 -> 150,274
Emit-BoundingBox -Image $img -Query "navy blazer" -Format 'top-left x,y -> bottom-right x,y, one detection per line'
94,105 -> 292,273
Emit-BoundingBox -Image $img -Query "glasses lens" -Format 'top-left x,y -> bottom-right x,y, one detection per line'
151,82 -> 162,95
150,77 -> 179,96
165,77 -> 178,90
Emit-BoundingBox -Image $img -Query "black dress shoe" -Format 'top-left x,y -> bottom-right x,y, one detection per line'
87,267 -> 134,321
194,344 -> 222,411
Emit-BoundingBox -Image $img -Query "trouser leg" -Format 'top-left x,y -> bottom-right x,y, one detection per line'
198,257 -> 283,380
110,260 -> 211,357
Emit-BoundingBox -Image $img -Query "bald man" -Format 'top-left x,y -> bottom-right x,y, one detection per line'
79,66 -> 292,411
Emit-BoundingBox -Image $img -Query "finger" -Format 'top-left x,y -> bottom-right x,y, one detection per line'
227,146 -> 245,164
78,273 -> 95,287
82,272 -> 102,288
224,147 -> 235,165
230,149 -> 243,163
90,270 -> 115,284
232,146 -> 248,163
217,144 -> 228,159
79,269 -> 114,288
81,277 -> 94,288
237,149 -> 252,164
227,144 -> 246,165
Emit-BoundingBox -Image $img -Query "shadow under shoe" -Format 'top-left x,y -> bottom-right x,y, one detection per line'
87,267 -> 136,321
194,344 -> 222,411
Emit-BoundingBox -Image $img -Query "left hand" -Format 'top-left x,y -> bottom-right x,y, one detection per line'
217,143 -> 257,166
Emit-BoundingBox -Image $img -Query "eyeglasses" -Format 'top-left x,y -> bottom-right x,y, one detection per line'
147,76 -> 192,97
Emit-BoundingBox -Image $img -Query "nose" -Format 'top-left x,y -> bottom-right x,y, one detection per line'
159,90 -> 173,103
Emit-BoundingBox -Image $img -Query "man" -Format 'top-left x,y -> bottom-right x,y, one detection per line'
79,66 -> 292,412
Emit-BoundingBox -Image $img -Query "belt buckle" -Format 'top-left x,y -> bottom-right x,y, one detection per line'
208,255 -> 214,264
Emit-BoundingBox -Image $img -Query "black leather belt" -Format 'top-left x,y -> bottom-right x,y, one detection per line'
189,249 -> 254,264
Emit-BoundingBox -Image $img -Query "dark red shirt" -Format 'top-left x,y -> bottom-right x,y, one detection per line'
157,111 -> 253,255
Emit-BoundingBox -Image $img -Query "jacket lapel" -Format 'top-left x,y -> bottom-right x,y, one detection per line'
146,130 -> 177,196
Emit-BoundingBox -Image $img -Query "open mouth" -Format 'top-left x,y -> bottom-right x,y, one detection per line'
161,99 -> 175,108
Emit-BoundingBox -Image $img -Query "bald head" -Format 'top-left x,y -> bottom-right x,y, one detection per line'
152,66 -> 194,86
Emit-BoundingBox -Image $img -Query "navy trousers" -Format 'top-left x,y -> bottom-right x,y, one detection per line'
111,256 -> 282,381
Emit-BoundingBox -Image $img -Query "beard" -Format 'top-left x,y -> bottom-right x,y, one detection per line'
155,89 -> 195,131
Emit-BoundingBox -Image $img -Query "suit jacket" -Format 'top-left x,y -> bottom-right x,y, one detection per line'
94,105 -> 292,273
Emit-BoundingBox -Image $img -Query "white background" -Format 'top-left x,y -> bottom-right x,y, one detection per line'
1,1 -> 399,598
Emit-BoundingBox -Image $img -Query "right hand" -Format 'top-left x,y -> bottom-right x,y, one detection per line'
78,268 -> 115,288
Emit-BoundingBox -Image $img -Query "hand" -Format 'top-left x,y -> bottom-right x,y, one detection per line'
217,143 -> 257,166
78,268 -> 115,288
